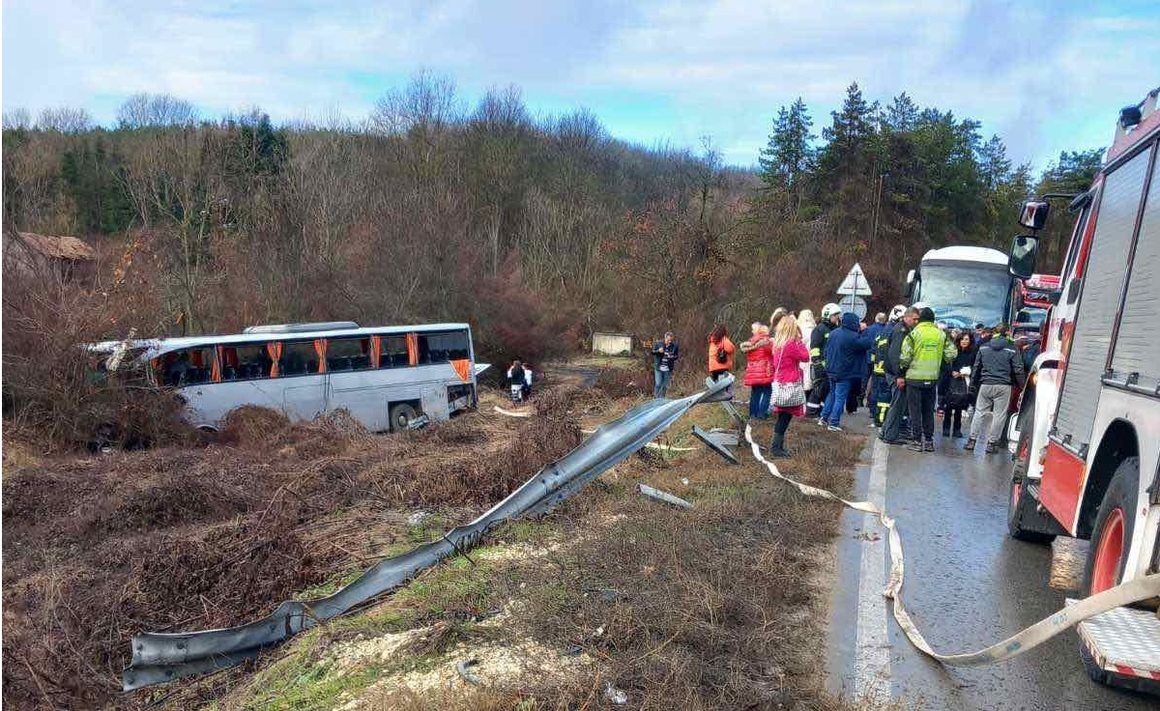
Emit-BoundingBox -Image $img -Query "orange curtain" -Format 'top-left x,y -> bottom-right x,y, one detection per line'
267,341 -> 283,377
450,358 -> 471,383
314,339 -> 328,373
189,349 -> 204,368
370,335 -> 382,369
211,346 -> 222,383
406,333 -> 418,366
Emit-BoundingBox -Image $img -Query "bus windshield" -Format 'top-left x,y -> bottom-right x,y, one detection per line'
916,264 -> 1011,329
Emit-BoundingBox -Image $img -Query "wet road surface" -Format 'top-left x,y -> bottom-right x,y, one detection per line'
826,411 -> 1156,710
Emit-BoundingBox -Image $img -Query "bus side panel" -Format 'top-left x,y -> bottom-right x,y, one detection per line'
1040,441 -> 1087,535
1053,151 -> 1150,452
181,381 -> 287,428
282,380 -> 327,422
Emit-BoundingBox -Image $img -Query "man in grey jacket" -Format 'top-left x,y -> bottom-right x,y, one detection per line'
965,325 -> 1026,454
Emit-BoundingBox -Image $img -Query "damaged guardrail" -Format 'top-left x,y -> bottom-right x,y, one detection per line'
122,374 -> 735,691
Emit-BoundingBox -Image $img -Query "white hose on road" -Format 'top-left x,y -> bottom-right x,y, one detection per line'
742,424 -> 1160,667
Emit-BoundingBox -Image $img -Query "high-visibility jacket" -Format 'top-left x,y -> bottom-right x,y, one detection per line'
899,321 -> 955,382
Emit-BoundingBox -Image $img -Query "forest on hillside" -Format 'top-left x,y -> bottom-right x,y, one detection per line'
2,75 -> 1102,436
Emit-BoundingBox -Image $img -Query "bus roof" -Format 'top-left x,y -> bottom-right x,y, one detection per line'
920,246 -> 1008,267
87,323 -> 472,359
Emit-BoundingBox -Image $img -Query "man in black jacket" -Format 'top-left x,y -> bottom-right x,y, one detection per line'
878,307 -> 919,444
965,325 -> 1026,453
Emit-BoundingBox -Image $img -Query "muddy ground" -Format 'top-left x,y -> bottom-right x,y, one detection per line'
2,367 -> 870,710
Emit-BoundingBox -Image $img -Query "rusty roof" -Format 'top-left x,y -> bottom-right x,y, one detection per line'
14,232 -> 96,261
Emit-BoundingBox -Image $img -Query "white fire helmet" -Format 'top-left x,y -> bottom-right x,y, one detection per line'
889,304 -> 907,321
821,303 -> 841,320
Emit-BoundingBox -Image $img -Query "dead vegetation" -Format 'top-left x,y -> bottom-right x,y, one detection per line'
1,389 -> 580,710
2,367 -> 873,711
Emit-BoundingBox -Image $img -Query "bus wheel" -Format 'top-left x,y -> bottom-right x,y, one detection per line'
389,403 -> 419,432
1007,428 -> 1055,544
1082,457 -> 1138,596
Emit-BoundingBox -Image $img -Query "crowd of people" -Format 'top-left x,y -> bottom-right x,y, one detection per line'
648,302 -> 1032,459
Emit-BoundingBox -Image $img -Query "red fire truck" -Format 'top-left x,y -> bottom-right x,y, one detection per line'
1006,85 -> 1160,692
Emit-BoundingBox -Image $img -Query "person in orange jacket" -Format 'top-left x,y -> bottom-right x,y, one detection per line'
708,324 -> 736,397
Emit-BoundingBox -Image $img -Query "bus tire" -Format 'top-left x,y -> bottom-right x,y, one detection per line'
389,403 -> 419,432
1081,457 -> 1138,596
1007,427 -> 1056,544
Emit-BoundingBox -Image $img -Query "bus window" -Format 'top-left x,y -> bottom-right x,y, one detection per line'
161,347 -> 215,386
327,337 -> 371,371
279,341 -> 316,376
419,332 -> 469,364
381,336 -> 408,368
221,344 -> 270,380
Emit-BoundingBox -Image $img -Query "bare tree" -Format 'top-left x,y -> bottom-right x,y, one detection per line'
3,107 -> 32,130
36,107 -> 93,133
116,93 -> 199,129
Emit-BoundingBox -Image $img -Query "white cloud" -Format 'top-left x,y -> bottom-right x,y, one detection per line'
3,0 -> 1158,168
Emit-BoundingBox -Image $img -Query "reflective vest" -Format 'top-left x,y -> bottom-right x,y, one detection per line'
900,322 -> 955,382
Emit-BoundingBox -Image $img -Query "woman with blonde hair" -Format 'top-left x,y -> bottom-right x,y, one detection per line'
768,314 -> 810,457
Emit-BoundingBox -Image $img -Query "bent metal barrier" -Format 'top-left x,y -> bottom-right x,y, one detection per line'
122,375 -> 735,691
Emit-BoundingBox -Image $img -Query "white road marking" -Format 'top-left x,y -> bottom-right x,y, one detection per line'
854,438 -> 892,702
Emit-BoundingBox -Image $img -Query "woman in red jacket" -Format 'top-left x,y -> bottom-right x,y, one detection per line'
741,322 -> 773,420
768,314 -> 810,457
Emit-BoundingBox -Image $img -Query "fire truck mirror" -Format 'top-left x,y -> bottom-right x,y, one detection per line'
1017,199 -> 1050,231
1009,235 -> 1039,280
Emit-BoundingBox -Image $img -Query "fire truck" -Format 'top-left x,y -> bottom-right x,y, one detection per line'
1010,273 -> 1061,335
1005,85 -> 1160,692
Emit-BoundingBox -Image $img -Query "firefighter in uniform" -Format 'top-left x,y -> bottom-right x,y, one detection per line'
805,303 -> 842,416
870,305 -> 907,426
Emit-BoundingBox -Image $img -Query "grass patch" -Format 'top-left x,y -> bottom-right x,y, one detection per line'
394,555 -> 500,618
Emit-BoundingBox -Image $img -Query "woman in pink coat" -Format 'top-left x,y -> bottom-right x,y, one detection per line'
768,314 -> 810,457
741,322 -> 773,420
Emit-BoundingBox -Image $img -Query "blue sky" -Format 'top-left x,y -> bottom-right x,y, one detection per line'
4,0 -> 1159,170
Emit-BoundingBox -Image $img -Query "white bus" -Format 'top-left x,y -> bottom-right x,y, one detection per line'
905,246 -> 1013,329
91,321 -> 486,432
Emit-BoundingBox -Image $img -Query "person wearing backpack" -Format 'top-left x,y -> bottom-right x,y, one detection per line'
707,324 -> 736,401
739,322 -> 772,419
965,324 -> 1026,454
899,307 -> 957,451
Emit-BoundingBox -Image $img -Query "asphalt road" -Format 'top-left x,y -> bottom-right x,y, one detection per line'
826,410 -> 1156,710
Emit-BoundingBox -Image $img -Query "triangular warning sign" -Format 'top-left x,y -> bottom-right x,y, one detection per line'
836,263 -> 872,296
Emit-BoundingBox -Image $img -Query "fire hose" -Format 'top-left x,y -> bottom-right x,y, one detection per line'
742,424 -> 1160,666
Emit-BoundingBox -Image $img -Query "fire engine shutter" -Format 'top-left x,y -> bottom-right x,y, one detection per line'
1110,154 -> 1160,391
1055,149 -> 1150,450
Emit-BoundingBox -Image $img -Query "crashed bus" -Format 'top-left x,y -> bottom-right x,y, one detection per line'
1006,85 -> 1160,692
89,321 -> 485,432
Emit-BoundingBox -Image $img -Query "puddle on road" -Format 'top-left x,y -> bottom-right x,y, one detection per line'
1049,537 -> 1089,592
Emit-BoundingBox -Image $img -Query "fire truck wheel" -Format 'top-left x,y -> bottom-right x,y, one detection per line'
1082,457 -> 1139,596
1007,428 -> 1055,543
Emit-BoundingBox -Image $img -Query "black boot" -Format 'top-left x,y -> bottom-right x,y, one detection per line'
770,431 -> 791,458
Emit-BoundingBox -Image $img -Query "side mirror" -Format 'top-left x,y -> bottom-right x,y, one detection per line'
1009,235 -> 1039,279
904,269 -> 916,299
1018,200 -> 1050,231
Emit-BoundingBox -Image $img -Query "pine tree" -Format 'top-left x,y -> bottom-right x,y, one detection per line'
758,98 -> 814,194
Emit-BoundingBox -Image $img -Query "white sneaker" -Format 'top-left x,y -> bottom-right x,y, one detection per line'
816,418 -> 826,427
828,425 -> 844,432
